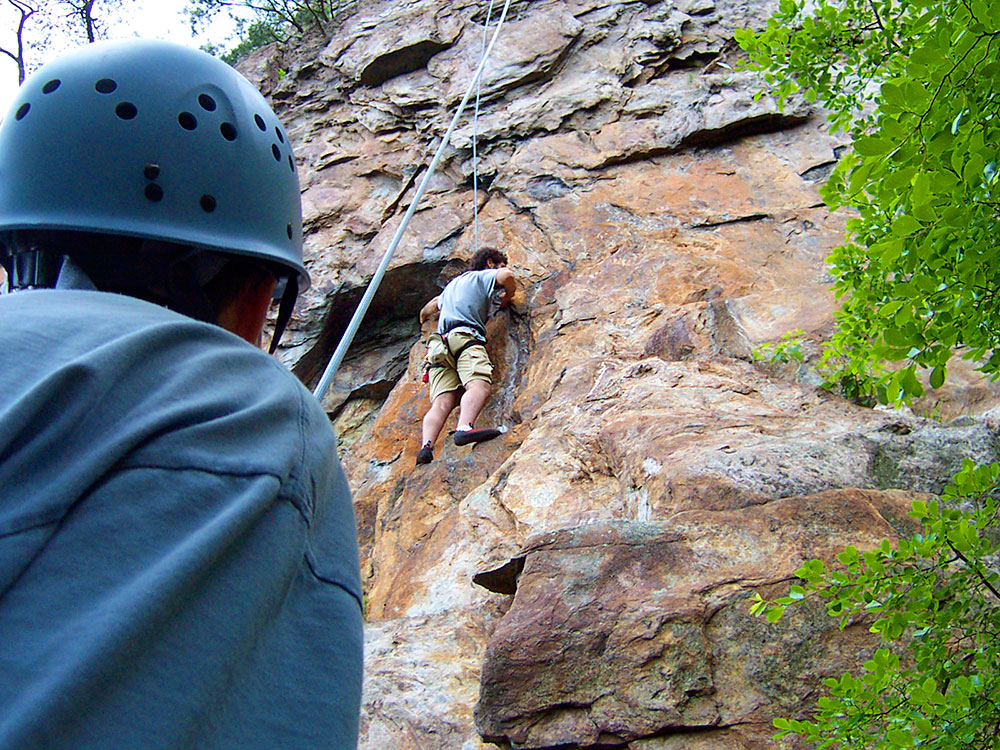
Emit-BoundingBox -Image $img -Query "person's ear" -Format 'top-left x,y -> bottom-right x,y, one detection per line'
215,272 -> 277,347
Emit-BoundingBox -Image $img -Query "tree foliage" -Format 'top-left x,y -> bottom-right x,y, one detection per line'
737,0 -> 1000,405
1,0 -> 37,83
751,460 -> 1000,749
2,0 -> 122,84
186,0 -> 359,63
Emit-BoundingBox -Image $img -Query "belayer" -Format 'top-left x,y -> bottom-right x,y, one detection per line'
0,41 -> 362,748
416,247 -> 517,465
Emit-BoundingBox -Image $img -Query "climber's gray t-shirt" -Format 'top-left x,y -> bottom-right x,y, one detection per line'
0,289 -> 362,749
438,268 -> 498,337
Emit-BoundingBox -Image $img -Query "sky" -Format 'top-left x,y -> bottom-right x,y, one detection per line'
0,0 -> 241,115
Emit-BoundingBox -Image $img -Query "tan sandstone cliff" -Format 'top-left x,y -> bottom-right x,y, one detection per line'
240,0 -> 1000,747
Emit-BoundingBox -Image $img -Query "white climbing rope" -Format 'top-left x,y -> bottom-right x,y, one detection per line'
313,0 -> 514,403
472,0 -> 497,257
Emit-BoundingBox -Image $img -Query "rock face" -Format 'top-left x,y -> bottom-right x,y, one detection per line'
241,0 -> 1000,747
473,494 -> 917,748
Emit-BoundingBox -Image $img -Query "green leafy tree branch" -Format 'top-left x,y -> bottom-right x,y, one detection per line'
751,459 -> 1000,748
737,0 -> 1000,405
186,0 -> 360,63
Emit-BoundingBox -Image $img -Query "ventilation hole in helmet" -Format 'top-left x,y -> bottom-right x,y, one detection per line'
198,94 -> 217,111
178,112 -> 197,130
145,184 -> 164,202
200,194 -> 217,213
286,224 -> 293,240
288,154 -> 295,172
116,102 -> 138,120
271,144 -> 281,162
220,122 -> 237,141
254,114 -> 266,131
95,78 -> 117,94
143,163 -> 161,180
15,103 -> 30,121
274,126 -> 284,143
42,79 -> 61,94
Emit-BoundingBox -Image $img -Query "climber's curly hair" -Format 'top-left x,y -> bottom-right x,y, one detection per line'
470,247 -> 507,271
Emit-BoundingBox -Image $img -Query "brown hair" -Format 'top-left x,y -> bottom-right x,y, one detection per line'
470,247 -> 507,271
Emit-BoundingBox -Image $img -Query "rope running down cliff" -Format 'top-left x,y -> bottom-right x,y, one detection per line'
472,0 -> 497,258
312,0 -> 514,403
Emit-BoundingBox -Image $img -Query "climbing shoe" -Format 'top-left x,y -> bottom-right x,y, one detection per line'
453,428 -> 503,446
416,443 -> 434,465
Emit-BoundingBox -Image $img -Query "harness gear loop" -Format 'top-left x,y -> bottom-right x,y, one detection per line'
426,325 -> 487,372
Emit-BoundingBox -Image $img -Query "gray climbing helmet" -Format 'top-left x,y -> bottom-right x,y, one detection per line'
0,38 -> 308,292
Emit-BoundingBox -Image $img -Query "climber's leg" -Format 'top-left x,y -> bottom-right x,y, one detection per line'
456,378 -> 491,431
421,389 -> 461,448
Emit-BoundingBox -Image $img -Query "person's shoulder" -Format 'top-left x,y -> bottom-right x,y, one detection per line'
120,308 -> 333,479
2,289 -> 333,482
471,268 -> 499,283
26,289 -> 322,433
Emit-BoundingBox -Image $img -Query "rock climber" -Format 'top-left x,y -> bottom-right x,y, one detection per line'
416,247 -> 517,465
0,41 -> 362,748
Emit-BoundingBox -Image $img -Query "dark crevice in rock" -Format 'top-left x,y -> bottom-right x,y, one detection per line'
333,350 -> 410,412
380,166 -> 422,223
463,170 -> 496,192
665,49 -> 722,70
800,160 -> 837,182
344,224 -> 381,242
292,60 -> 325,80
293,260 -> 449,389
473,555 -> 525,595
690,212 -> 770,230
686,4 -> 718,17
360,39 -> 452,87
596,144 -> 682,170
679,111 -> 812,151
426,223 -> 465,260
316,152 -> 359,171
471,0 -> 534,25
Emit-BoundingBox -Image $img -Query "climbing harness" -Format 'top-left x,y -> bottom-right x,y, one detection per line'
312,0 -> 514,402
426,322 -> 489,375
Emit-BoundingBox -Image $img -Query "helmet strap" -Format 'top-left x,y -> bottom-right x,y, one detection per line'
55,255 -> 98,291
269,274 -> 298,355
5,247 -> 64,290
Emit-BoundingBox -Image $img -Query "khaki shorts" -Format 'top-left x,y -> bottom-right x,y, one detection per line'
426,330 -> 492,402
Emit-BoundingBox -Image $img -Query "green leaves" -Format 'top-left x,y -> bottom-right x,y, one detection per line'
738,0 -> 1000,404
854,136 -> 896,157
741,28 -> 1000,748
750,460 -> 1000,750
186,0 -> 359,61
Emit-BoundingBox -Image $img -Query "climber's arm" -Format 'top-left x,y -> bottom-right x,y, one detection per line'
495,268 -> 516,309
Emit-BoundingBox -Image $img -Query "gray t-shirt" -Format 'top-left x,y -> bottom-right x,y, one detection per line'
0,289 -> 362,749
437,269 -> 498,337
